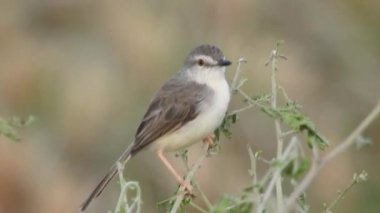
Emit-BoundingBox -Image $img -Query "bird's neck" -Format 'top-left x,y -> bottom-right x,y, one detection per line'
186,67 -> 227,86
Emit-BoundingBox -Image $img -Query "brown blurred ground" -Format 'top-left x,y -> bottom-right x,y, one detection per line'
0,0 -> 379,212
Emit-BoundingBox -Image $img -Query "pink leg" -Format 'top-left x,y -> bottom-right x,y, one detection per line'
202,133 -> 215,148
157,150 -> 193,192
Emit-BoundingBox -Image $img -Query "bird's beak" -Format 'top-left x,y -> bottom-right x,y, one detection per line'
218,59 -> 232,67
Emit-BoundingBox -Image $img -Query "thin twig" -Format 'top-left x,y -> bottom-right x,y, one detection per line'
194,182 -> 213,210
323,102 -> 380,162
286,101 -> 380,210
248,146 -> 261,206
189,201 -> 209,213
281,130 -> 296,138
237,88 -> 267,109
268,43 -> 286,212
228,104 -> 254,116
256,137 -> 299,213
278,86 -> 291,103
114,162 -> 142,213
323,170 -> 368,213
231,58 -> 247,91
170,145 -> 209,213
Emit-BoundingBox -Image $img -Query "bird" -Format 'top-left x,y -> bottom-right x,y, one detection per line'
80,44 -> 231,212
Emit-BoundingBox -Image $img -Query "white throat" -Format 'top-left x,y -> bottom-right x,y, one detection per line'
188,66 -> 227,87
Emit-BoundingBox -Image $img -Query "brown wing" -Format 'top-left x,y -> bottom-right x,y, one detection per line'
130,77 -> 213,155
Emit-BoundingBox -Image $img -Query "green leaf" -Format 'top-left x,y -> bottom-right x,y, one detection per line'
0,118 -> 20,141
0,115 -> 35,142
216,113 -> 238,140
251,94 -> 271,105
259,102 -> 328,150
282,158 -> 310,180
212,195 -> 253,213
297,193 -> 309,212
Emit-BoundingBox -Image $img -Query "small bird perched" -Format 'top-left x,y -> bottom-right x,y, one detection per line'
80,44 -> 231,212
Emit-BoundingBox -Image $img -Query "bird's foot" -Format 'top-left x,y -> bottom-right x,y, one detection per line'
180,180 -> 193,192
180,181 -> 196,198
202,134 -> 216,149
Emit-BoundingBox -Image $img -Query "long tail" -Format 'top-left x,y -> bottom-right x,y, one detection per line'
79,146 -> 133,212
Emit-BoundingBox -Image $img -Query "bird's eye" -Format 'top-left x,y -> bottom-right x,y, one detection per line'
197,59 -> 204,66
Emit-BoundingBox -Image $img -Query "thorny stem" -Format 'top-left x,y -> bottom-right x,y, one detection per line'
248,146 -> 261,206
323,102 -> 380,162
281,130 -> 296,138
114,162 -> 142,213
237,88 -> 267,109
189,201 -> 208,213
231,58 -> 247,92
228,104 -> 254,116
170,145 -> 209,213
256,137 -> 299,213
194,182 -> 213,210
177,152 -> 213,209
323,170 -> 368,213
286,101 -> 380,210
268,42 -> 287,212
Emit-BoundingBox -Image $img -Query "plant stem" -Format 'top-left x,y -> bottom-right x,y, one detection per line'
228,104 -> 254,116
114,162 -> 142,213
195,182 -> 213,210
170,145 -> 209,213
270,45 -> 285,212
286,101 -> 380,210
190,201 -> 209,213
323,170 -> 368,213
231,58 -> 247,92
256,137 -> 298,213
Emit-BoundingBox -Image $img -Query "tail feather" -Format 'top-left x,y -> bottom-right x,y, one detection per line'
80,146 -> 133,212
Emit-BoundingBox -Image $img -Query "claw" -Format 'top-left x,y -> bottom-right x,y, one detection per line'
181,181 -> 195,198
181,180 -> 193,192
202,134 -> 216,149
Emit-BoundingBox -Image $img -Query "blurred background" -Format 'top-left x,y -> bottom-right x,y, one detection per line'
0,0 -> 379,212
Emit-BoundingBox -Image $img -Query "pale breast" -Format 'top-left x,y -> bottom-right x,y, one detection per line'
152,78 -> 230,152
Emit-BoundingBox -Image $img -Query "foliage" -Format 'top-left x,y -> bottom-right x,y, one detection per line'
112,162 -> 142,213
260,101 -> 328,150
0,115 -> 35,141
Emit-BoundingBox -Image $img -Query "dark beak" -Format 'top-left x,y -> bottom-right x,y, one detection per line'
218,59 -> 232,67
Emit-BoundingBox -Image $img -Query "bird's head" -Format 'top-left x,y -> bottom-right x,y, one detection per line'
182,44 -> 231,76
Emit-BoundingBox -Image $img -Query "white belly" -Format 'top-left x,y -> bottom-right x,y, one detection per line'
151,78 -> 230,152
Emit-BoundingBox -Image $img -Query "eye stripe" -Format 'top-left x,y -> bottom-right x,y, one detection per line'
194,55 -> 216,67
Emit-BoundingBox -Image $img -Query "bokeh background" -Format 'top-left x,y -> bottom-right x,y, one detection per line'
0,0 -> 379,212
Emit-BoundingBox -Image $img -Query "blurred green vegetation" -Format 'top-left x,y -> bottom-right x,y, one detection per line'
0,0 -> 379,212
